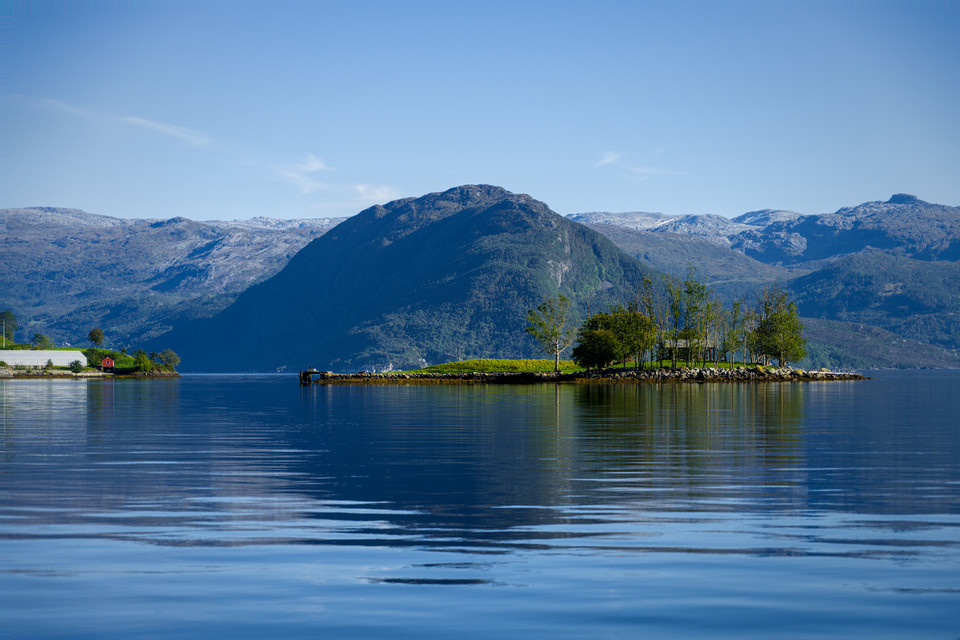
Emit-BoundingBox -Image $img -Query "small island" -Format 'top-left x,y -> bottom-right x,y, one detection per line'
300,359 -> 864,385
302,282 -> 863,385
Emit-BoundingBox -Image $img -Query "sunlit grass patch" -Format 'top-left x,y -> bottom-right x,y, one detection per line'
404,358 -> 580,374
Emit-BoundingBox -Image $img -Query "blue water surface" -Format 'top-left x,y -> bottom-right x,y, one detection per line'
1,372 -> 958,638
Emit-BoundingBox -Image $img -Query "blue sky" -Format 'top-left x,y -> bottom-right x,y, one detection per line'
2,0 -> 958,220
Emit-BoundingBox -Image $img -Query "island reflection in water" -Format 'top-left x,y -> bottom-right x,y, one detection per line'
1,374 -> 958,638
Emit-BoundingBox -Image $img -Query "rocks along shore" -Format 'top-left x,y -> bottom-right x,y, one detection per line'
303,366 -> 864,385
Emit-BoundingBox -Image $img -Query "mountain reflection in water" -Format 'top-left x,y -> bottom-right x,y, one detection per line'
1,374 -> 958,639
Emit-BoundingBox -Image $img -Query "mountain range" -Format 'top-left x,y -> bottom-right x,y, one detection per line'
1,207 -> 345,345
4,189 -> 960,370
153,185 -> 658,372
571,194 -> 960,366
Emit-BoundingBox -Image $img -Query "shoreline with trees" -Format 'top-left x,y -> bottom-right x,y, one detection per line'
300,360 -> 864,385
529,273 -> 809,373
0,313 -> 180,379
567,276 -> 808,372
302,275 -> 860,384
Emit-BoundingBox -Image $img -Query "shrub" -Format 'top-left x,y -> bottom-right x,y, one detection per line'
572,329 -> 620,369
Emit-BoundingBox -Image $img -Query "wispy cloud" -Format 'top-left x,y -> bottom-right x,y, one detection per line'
274,154 -> 335,194
593,151 -> 622,167
9,94 -> 403,211
272,158 -> 399,205
626,166 -> 672,180
593,149 -> 682,181
32,96 -> 93,119
120,116 -> 211,148
354,183 -> 401,204
8,94 -> 214,149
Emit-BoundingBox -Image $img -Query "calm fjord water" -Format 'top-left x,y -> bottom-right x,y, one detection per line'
1,372 -> 958,638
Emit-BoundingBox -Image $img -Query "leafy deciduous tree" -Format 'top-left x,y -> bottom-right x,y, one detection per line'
31,333 -> 54,350
158,349 -> 180,370
88,327 -> 104,347
526,294 -> 578,372
754,284 -> 807,366
572,328 -> 620,369
133,349 -> 152,372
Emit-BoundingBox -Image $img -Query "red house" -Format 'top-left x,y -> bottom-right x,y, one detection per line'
101,356 -> 115,372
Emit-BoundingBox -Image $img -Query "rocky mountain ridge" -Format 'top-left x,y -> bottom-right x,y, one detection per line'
5,191 -> 960,369
567,210 -> 755,244
570,194 -> 960,265
2,207 -> 346,345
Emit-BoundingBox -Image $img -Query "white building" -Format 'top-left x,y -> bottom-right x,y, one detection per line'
0,350 -> 88,367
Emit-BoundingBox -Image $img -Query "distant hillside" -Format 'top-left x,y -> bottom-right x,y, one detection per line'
732,195 -> 960,264
790,254 -> 960,353
572,195 -> 960,267
568,210 -> 753,245
155,185 -> 662,372
579,194 -> 960,368
0,207 -> 345,346
802,317 -> 960,370
580,222 -> 796,286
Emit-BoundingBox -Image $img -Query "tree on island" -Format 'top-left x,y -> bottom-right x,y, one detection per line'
1,310 -> 17,346
562,275 -> 808,371
526,294 -> 578,372
755,284 -> 807,366
31,333 -> 54,350
133,349 -> 152,372
571,328 -> 619,369
150,349 -> 180,371
88,327 -> 104,347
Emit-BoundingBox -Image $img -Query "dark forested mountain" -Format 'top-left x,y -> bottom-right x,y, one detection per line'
790,254 -> 960,354
155,185 -> 661,372
1,207 -> 344,346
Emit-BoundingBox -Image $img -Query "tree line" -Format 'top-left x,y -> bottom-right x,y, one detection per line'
0,312 -> 179,372
527,272 -> 807,371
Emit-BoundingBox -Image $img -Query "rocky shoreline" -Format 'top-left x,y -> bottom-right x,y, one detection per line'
303,366 -> 865,385
2,368 -> 180,379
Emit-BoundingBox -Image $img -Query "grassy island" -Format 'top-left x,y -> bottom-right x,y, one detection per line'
301,358 -> 864,385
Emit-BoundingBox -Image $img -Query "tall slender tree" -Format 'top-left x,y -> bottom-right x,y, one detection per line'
526,294 -> 578,372
1,310 -> 17,346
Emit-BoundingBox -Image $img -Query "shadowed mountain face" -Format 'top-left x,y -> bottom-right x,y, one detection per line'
156,185 -> 661,372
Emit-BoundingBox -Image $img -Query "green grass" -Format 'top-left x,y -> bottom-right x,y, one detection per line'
81,348 -> 137,369
404,358 -> 581,374
577,359 -> 767,372
399,357 -> 771,376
